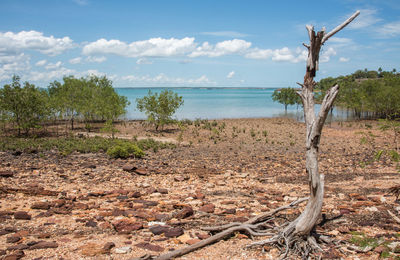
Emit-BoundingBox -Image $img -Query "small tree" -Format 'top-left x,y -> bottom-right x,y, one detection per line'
0,76 -> 49,135
136,90 -> 184,131
272,87 -> 298,112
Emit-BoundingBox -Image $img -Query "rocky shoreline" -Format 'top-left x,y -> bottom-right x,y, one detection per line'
1,118 -> 399,259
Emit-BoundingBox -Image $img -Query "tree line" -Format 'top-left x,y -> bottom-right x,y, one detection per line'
316,68 -> 400,119
272,68 -> 400,120
0,75 -> 129,135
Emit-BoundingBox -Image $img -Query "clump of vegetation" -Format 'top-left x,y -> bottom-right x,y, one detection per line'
107,142 -> 145,159
136,89 -> 184,131
316,68 -> 400,119
272,87 -> 301,112
0,136 -> 173,158
0,75 -> 129,136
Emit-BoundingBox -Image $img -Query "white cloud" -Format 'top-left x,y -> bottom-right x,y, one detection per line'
86,56 -> 107,63
35,59 -> 47,66
245,47 -> 307,63
45,61 -> 62,70
227,71 -> 235,79
320,47 -> 337,63
29,67 -> 75,81
0,53 -> 31,81
69,57 -> 82,64
0,30 -> 74,56
136,58 -> 153,65
348,9 -> 382,29
189,39 -> 251,57
83,37 -> 196,58
200,31 -> 249,37
121,73 -> 214,86
339,57 -> 350,62
378,21 -> 400,37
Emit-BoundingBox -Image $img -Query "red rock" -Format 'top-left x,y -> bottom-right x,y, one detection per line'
29,241 -> 58,249
149,225 -> 170,235
199,204 -> 215,213
222,208 -> 236,214
196,233 -> 210,240
6,244 -> 29,251
135,242 -> 164,252
85,220 -> 98,227
31,202 -> 51,210
134,168 -> 148,175
194,191 -> 205,200
155,213 -> 170,221
14,211 -> 31,220
164,227 -> 184,238
157,188 -> 168,194
37,233 -> 52,239
129,191 -> 141,198
6,235 -> 21,243
102,242 -> 115,251
3,250 -> 24,260
74,202 -> 88,210
186,238 -> 201,245
122,164 -> 137,172
0,171 -> 14,178
112,219 -> 143,234
176,206 -> 194,219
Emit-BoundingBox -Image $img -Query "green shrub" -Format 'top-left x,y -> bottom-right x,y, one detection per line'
107,142 -> 145,159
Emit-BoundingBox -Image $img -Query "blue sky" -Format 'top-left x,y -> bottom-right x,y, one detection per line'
0,0 -> 399,88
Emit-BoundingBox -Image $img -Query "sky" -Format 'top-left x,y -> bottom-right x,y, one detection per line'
0,0 -> 399,88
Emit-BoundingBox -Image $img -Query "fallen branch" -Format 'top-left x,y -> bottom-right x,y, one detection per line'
149,197 -> 308,260
388,210 -> 400,224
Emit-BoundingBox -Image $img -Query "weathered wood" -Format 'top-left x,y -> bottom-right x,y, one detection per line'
294,10 -> 359,237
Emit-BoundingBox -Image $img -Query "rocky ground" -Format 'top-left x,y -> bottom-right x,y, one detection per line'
1,118 -> 400,259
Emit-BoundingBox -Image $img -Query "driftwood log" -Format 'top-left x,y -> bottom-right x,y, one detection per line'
137,10 -> 360,260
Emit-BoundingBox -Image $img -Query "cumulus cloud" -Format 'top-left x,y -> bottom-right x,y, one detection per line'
82,37 -> 196,58
226,71 -> 235,79
121,73 -> 214,86
69,57 -> 82,64
29,67 -> 75,82
320,47 -> 337,63
45,61 -> 62,70
245,47 -> 307,63
35,59 -> 47,66
0,53 -> 31,81
339,57 -> 350,62
0,30 -> 74,56
86,56 -> 107,63
189,39 -> 251,57
136,58 -> 153,65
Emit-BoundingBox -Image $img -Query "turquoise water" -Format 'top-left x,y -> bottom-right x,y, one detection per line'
116,88 -> 345,121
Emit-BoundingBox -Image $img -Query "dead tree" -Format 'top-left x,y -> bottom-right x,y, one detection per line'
139,11 -> 360,260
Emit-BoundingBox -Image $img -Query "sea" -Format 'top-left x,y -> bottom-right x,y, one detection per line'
115,87 -> 349,121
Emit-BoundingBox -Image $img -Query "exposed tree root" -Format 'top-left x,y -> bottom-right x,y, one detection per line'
135,197 -> 312,260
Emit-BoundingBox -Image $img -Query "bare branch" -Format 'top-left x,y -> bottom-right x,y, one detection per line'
314,84 -> 339,135
388,210 -> 400,224
322,10 -> 360,44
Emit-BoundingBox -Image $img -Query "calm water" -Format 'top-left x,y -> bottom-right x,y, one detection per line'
116,88 -> 348,121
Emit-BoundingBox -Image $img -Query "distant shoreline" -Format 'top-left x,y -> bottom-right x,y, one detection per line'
115,87 -> 276,90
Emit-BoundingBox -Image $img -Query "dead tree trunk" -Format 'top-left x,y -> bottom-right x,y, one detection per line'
139,11 -> 360,260
292,10 -> 360,237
